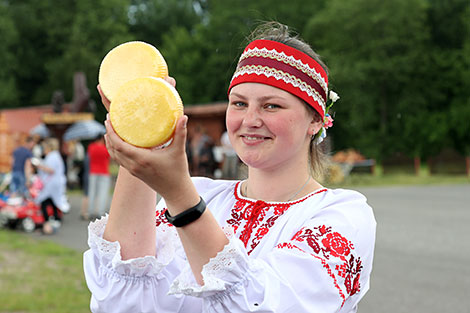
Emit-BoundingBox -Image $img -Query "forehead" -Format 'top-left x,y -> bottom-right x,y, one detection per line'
229,82 -> 313,114
229,82 -> 299,101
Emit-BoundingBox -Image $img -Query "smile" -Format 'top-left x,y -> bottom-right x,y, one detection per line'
240,135 -> 272,145
243,136 -> 267,140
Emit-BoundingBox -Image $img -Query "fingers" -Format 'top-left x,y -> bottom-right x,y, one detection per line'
103,118 -> 118,160
170,115 -> 188,153
164,76 -> 176,88
97,85 -> 111,111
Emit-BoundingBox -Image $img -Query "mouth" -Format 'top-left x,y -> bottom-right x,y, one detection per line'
240,134 -> 272,143
243,135 -> 268,140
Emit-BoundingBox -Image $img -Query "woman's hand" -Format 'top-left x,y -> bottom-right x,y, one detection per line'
104,111 -> 192,204
97,85 -> 111,111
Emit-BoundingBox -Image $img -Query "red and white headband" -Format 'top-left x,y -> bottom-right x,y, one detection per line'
228,39 -> 328,118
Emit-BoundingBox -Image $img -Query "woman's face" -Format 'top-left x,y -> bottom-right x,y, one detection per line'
226,82 -> 322,171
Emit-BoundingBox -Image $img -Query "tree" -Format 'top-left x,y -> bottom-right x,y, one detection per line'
305,0 -> 436,161
0,2 -> 19,107
161,0 -> 327,104
128,0 -> 202,46
6,0 -> 78,106
45,0 -> 132,121
427,0 -> 470,158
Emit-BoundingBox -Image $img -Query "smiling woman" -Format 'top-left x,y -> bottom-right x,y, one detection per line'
83,21 -> 376,313
227,83 -> 319,175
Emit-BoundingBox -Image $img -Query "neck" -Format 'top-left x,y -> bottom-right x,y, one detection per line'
245,161 -> 321,202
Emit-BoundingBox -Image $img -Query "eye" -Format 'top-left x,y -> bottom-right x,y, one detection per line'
265,103 -> 281,110
231,101 -> 247,108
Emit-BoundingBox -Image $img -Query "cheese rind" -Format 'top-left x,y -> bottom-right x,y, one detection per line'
99,41 -> 168,101
110,77 -> 183,148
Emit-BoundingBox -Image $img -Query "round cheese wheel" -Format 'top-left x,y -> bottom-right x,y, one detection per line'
110,77 -> 183,148
99,41 -> 168,101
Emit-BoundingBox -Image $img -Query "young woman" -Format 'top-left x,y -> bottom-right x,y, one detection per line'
84,22 -> 376,312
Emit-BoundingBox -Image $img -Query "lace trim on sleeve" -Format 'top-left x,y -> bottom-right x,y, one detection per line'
169,227 -> 262,297
87,214 -> 180,277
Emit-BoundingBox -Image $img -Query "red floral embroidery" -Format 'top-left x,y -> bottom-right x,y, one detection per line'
277,242 -> 346,305
226,199 -> 246,233
322,232 -> 352,261
226,182 -> 327,255
277,225 -> 363,306
155,209 -> 173,227
340,254 -> 363,296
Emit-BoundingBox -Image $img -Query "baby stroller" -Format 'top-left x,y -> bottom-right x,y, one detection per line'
0,175 -> 63,232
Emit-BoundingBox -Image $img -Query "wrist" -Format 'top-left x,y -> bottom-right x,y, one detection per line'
165,196 -> 206,227
163,182 -> 200,216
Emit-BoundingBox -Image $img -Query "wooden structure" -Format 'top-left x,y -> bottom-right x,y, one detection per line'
0,72 -> 94,173
184,102 -> 227,145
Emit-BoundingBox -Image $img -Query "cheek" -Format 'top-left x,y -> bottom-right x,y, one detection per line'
268,115 -> 304,140
282,119 -> 313,150
225,109 -> 241,133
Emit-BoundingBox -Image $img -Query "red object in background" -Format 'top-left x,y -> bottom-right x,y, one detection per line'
0,198 -> 62,232
0,177 -> 62,232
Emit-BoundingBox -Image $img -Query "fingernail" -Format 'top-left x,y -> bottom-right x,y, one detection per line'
182,117 -> 188,129
106,113 -> 109,120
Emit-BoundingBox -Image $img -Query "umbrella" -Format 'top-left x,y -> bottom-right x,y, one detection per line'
63,120 -> 105,142
29,123 -> 51,138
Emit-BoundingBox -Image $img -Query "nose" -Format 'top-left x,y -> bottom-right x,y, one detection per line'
242,106 -> 263,128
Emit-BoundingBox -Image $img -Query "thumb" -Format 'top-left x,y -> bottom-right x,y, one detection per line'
171,115 -> 188,152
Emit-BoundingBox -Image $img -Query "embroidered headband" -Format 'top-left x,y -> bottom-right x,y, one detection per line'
228,39 -> 329,118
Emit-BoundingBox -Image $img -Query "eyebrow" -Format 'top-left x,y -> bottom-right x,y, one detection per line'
229,92 -> 286,102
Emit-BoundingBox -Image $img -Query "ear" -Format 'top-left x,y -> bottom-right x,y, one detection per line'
308,114 -> 323,137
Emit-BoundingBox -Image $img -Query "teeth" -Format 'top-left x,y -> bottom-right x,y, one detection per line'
245,136 -> 263,140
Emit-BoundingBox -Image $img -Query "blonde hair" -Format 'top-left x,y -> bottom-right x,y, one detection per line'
42,137 -> 60,151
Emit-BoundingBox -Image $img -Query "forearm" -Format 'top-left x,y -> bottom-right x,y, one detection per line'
36,163 -> 54,174
24,160 -> 33,183
176,211 -> 229,285
165,182 -> 229,285
103,166 -> 157,259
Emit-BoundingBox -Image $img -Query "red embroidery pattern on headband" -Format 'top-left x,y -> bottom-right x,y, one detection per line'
229,39 -> 328,118
233,64 -> 326,111
239,47 -> 328,98
276,225 -> 363,307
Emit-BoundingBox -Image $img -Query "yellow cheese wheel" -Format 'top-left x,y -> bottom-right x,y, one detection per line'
99,41 -> 168,101
110,77 -> 183,148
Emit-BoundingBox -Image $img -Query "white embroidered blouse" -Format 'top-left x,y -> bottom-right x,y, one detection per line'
83,177 -> 376,313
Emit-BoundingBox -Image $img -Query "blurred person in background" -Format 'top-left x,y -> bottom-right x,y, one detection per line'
87,134 -> 111,220
79,152 -> 90,220
34,137 -> 68,234
190,124 -> 211,176
10,136 -> 35,198
220,130 -> 239,179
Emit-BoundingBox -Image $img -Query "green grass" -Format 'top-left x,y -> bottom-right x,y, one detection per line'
0,230 -> 91,313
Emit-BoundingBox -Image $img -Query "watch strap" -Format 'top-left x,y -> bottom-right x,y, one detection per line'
164,197 -> 206,227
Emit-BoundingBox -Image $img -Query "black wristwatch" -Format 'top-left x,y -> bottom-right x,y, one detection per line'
164,197 -> 206,227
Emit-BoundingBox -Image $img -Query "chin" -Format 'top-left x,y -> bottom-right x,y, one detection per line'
239,155 -> 276,171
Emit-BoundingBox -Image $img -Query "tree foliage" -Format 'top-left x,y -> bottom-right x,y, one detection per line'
0,0 -> 467,159
0,2 -> 19,107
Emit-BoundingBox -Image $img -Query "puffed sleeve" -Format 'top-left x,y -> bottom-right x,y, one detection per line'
83,214 -> 202,313
169,189 -> 376,313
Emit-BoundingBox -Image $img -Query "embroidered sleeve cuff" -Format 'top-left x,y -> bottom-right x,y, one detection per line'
87,214 -> 179,277
168,227 -> 262,297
